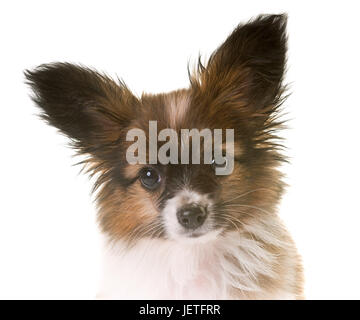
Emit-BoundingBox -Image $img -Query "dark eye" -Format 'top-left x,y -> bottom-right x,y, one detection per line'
139,167 -> 161,190
211,158 -> 227,170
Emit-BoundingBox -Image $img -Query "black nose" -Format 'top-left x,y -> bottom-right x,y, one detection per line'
176,204 -> 208,229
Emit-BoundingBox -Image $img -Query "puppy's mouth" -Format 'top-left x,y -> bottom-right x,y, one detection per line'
188,231 -> 206,238
172,227 -> 221,244
178,228 -> 209,239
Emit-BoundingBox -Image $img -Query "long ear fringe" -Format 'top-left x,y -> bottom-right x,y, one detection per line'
24,63 -> 137,145
190,14 -> 288,97
189,14 -> 289,163
25,63 -> 138,194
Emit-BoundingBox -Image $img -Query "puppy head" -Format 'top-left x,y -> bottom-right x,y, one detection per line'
26,14 -> 288,244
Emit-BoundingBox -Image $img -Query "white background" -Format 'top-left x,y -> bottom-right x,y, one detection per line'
1,0 -> 359,299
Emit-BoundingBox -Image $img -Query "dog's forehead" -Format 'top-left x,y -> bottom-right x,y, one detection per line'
139,89 -> 232,130
137,90 -> 190,130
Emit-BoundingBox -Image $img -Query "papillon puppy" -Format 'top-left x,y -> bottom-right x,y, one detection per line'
25,14 -> 303,299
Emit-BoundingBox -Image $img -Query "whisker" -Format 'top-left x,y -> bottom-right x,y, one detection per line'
215,211 -> 259,243
220,188 -> 272,205
144,223 -> 164,239
127,220 -> 162,243
140,222 -> 163,238
223,204 -> 273,216
218,208 -> 259,219
215,211 -> 249,234
221,216 -> 241,233
218,213 -> 247,227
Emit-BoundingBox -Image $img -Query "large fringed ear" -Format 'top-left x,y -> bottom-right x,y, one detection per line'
25,63 -> 139,155
192,14 -> 288,118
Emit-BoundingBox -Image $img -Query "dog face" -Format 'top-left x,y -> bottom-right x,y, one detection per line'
26,14 -> 287,245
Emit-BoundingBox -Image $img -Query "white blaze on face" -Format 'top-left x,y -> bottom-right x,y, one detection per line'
161,189 -> 219,242
165,92 -> 190,129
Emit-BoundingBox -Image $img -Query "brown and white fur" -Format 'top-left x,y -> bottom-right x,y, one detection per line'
25,14 -> 303,299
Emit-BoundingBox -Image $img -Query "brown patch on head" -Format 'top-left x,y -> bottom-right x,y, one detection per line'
123,163 -> 143,180
97,181 -> 163,241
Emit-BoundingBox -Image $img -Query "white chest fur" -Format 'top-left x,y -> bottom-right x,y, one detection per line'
96,232 -> 291,299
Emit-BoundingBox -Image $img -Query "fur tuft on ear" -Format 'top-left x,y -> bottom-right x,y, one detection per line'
25,63 -> 138,153
191,14 -> 288,115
